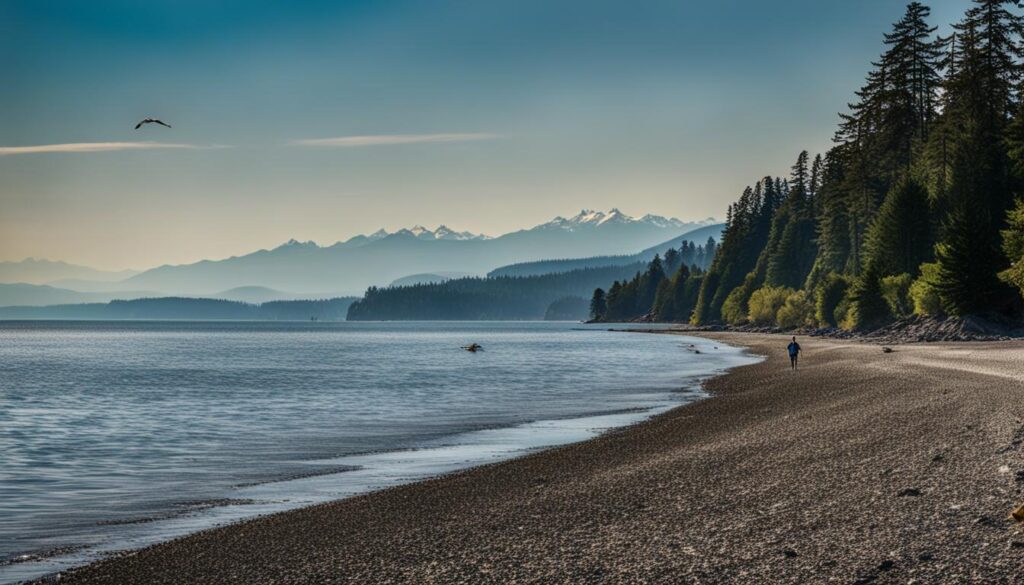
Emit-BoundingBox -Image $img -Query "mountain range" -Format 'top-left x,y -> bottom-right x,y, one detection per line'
0,258 -> 138,286
0,210 -> 720,304
488,223 -> 724,278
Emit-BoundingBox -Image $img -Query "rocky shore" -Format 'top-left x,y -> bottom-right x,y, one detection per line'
56,333 -> 1024,584
653,314 -> 1024,344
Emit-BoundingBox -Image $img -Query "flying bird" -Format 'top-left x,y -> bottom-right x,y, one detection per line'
134,118 -> 172,130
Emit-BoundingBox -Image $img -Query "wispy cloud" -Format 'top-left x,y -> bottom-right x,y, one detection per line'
289,133 -> 500,148
0,142 -> 228,156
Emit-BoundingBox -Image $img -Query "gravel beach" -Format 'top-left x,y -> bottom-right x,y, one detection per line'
57,333 -> 1024,584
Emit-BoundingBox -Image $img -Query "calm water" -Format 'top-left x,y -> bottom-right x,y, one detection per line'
0,321 -> 757,583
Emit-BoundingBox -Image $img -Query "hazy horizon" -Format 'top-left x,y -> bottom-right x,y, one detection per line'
3,0 -> 963,271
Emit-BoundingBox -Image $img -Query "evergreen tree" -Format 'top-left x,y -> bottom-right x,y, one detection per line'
638,255 -> 666,314
663,247 -> 680,275
670,265 -> 699,322
806,148 -> 851,286
605,281 -> 624,321
862,176 -> 933,277
590,288 -> 606,320
932,1 -> 1022,315
849,261 -> 892,328
934,203 -> 1008,315
766,151 -> 819,288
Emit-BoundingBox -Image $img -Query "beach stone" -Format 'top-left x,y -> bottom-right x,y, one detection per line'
1011,504 -> 1024,522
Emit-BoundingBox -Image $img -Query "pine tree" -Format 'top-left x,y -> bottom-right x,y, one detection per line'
605,281 -> 624,321
849,261 -> 892,328
766,151 -> 818,288
663,247 -> 680,275
638,255 -> 666,314
932,0 -> 1022,315
862,176 -> 933,277
934,203 -> 1007,315
590,288 -> 607,320
807,148 -> 851,286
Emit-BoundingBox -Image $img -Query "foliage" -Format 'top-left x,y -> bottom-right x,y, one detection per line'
776,290 -> 816,329
814,273 -> 851,327
747,286 -> 795,325
910,262 -> 943,315
880,273 -> 914,317
934,204 -> 1007,316
999,198 -> 1024,294
847,262 -> 892,330
863,177 -> 933,277
720,285 -> 750,325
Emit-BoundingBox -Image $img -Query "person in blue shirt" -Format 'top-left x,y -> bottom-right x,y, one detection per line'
787,336 -> 801,370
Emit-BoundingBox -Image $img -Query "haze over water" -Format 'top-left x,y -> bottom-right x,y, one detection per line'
0,321 -> 757,583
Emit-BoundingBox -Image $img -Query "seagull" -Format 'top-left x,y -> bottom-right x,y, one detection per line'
134,118 -> 172,130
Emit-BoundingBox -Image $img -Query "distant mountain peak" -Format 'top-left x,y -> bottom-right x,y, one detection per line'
537,208 -> 685,231
278,238 -> 319,249
352,225 -> 490,242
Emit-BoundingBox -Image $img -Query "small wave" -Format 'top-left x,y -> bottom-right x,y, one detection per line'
0,545 -> 87,567
96,498 -> 260,526
233,465 -> 363,488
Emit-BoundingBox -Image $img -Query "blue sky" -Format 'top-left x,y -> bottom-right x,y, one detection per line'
1,0 -> 965,269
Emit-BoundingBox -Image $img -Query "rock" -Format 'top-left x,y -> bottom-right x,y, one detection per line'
1010,504 -> 1024,522
882,347 -> 893,353
897,488 -> 922,497
782,549 -> 798,558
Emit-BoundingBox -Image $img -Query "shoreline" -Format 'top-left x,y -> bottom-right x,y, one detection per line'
49,333 -> 1024,583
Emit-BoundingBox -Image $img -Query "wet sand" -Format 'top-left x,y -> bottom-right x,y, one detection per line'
60,333 -> 1024,583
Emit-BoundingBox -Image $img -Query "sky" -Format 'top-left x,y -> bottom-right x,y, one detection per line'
1,0 -> 966,270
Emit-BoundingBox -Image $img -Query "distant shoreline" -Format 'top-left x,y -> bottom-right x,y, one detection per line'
52,333 -> 1024,583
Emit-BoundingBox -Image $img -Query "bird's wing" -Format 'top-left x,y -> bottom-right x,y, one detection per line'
155,120 -> 171,128
134,121 -> 144,129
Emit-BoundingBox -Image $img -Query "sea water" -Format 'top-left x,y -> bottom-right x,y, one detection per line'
0,321 -> 758,583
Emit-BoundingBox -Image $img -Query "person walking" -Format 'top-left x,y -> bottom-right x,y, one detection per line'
787,336 -> 801,370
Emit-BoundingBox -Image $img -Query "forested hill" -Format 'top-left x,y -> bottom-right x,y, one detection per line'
591,1 -> 1024,329
347,263 -> 646,320
0,297 -> 358,321
489,223 -> 723,278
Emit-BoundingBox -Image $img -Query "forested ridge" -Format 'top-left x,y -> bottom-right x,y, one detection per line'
489,237 -> 716,278
347,263 -> 648,320
592,1 -> 1024,329
347,238 -> 717,320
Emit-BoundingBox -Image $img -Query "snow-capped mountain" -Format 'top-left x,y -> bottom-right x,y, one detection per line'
537,209 -> 689,231
334,225 -> 489,248
395,225 -> 490,241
